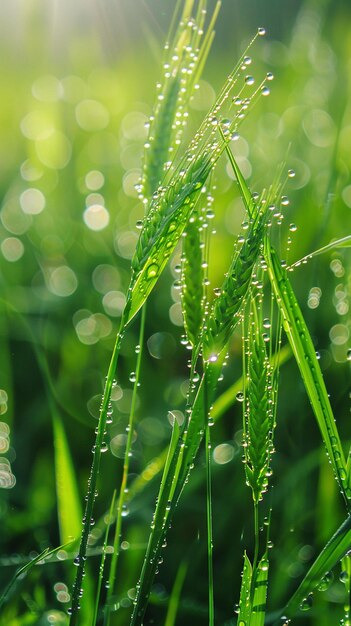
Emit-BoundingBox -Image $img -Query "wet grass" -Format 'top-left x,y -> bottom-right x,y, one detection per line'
1,1 -> 351,625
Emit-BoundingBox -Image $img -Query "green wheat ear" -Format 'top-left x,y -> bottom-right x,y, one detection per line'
202,205 -> 268,362
182,210 -> 204,347
243,297 -> 275,504
141,0 -> 221,199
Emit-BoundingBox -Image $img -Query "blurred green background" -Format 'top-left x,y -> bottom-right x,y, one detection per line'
0,0 -> 351,624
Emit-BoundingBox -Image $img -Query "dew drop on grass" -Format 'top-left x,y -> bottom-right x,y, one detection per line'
101,442 -> 108,453
340,570 -> 349,584
289,223 -> 297,232
261,86 -> 270,96
266,72 -> 274,81
245,75 -> 255,86
129,372 -> 137,383
236,391 -> 244,402
347,349 -> 351,361
288,169 -> 296,178
318,571 -> 333,591
263,318 -> 271,329
146,263 -> 159,280
258,27 -> 266,35
300,594 -> 313,611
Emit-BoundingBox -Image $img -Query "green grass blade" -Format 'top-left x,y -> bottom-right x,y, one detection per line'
0,543 -> 71,609
265,245 -> 349,506
164,559 -> 188,626
238,552 -> 253,624
92,491 -> 116,626
284,515 -> 351,620
53,412 -> 82,544
251,553 -> 269,626
291,234 -> 351,268
224,151 -> 349,506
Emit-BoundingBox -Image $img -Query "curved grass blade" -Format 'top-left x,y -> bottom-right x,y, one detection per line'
283,515 -> 351,621
290,234 -> 351,268
265,244 -> 350,507
0,543 -> 72,609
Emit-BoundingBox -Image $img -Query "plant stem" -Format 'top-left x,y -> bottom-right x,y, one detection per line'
204,363 -> 214,626
104,305 -> 146,625
69,320 -> 125,625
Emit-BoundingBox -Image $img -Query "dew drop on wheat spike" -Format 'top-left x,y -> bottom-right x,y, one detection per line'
146,263 -> 158,280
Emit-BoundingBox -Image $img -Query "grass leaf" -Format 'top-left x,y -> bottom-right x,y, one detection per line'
284,515 -> 351,620
53,412 -> 82,544
265,244 -> 350,506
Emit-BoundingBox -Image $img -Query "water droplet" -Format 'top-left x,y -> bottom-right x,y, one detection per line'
266,72 -> 274,81
136,220 -> 143,230
261,86 -> 270,96
129,372 -> 137,383
340,570 -> 349,584
300,594 -> 313,611
258,27 -> 266,36
146,263 -> 159,280
263,318 -> 271,329
236,391 -> 244,403
231,132 -> 240,141
289,223 -> 297,232
347,349 -> 351,361
288,169 -> 295,178
245,75 -> 255,86
259,558 -> 269,571
101,442 -> 108,453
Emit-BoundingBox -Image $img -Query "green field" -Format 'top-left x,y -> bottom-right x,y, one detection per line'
1,1 -> 351,624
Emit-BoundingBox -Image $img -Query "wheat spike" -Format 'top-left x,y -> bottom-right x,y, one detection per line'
202,209 -> 267,361
181,211 -> 204,346
243,300 -> 274,504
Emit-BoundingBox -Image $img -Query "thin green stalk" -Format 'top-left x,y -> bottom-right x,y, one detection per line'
252,502 -> 259,580
204,365 -> 214,626
104,305 -> 147,625
92,491 -> 116,626
164,559 -> 188,626
69,318 -> 126,624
